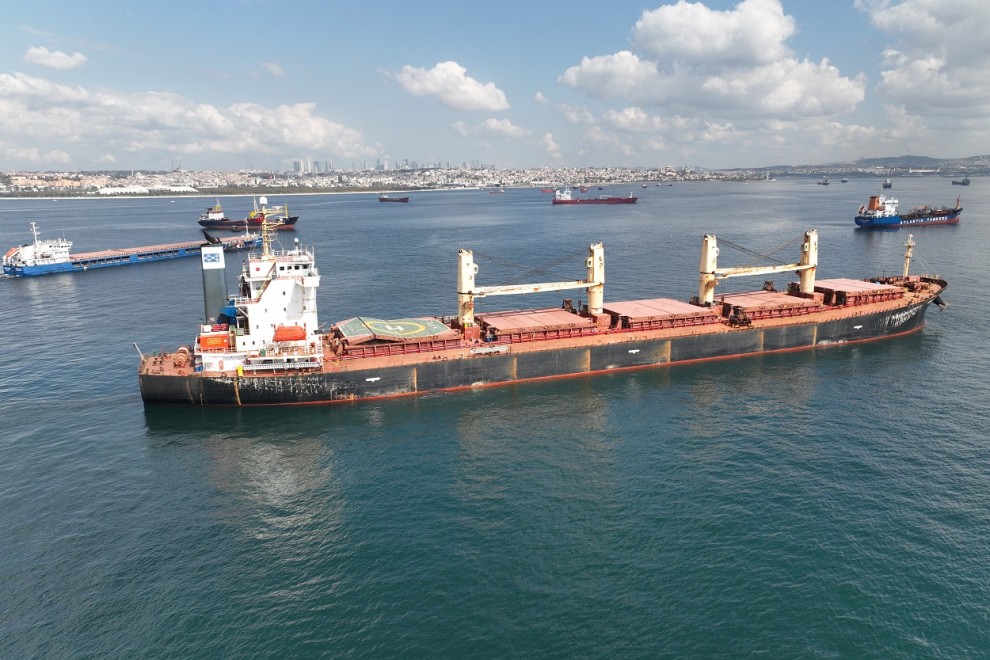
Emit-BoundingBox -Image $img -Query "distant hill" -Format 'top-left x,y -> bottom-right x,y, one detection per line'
831,155 -> 989,169
747,154 -> 989,175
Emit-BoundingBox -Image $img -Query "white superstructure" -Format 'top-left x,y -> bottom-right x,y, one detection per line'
195,229 -> 324,375
2,222 -> 72,270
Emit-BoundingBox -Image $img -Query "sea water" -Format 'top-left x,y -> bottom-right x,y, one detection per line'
1,178 -> 988,657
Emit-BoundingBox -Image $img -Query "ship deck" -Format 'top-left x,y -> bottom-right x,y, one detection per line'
141,278 -> 944,379
72,236 -> 253,261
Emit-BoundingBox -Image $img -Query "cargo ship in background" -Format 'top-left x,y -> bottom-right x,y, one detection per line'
552,189 -> 638,205
197,196 -> 298,231
378,194 -> 410,203
138,219 -> 948,407
855,194 -> 962,229
3,222 -> 259,277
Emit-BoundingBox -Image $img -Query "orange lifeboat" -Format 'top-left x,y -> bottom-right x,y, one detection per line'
273,324 -> 306,342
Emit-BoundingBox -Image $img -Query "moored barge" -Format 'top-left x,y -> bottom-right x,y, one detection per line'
138,222 -> 947,406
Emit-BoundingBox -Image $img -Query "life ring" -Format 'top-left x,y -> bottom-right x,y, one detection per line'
218,359 -> 224,371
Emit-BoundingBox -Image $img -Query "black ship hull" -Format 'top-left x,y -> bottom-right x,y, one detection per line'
140,299 -> 936,406
198,216 -> 299,231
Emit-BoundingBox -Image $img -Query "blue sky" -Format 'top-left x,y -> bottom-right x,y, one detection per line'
2,0 -> 987,171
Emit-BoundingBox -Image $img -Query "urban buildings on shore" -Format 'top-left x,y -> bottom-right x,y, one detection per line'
1,159 -> 985,196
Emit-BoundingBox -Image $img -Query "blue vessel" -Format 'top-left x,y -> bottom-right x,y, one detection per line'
854,194 -> 961,229
3,223 -> 260,277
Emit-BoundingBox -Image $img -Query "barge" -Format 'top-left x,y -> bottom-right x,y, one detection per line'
3,223 -> 260,277
138,221 -> 947,406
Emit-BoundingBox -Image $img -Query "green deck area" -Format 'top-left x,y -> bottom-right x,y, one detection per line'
334,317 -> 458,343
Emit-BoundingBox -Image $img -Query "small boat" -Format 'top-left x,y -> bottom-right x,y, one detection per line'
817,177 -> 830,186
378,194 -> 410,203
882,178 -> 893,189
198,197 -> 298,231
952,176 -> 970,186
552,189 -> 638,205
540,188 -> 555,193
489,187 -> 505,194
3,222 -> 259,277
841,178 -> 848,183
855,194 -> 962,229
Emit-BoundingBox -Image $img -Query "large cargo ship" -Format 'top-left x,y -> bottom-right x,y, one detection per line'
855,194 -> 961,228
138,221 -> 947,407
3,223 -> 260,277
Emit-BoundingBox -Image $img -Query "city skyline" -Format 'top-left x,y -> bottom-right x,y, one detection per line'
3,1 -> 988,172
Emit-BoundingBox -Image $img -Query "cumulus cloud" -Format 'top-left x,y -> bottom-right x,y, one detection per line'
552,0 -> 888,165
0,72 -> 374,168
560,52 -> 663,101
861,1 -> 990,112
542,132 -> 562,160
392,61 -> 509,111
604,107 -> 666,132
24,46 -> 87,70
451,117 -> 530,138
561,2 -> 864,119
260,62 -> 285,78
633,0 -> 795,66
0,145 -> 71,164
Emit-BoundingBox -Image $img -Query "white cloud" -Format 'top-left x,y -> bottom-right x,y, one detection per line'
451,118 -> 530,138
604,107 -> 666,132
0,145 -> 71,164
560,51 -> 663,101
558,104 -> 596,126
392,61 -> 509,111
534,91 -> 548,104
24,46 -> 87,70
554,0 -> 881,165
260,62 -> 285,78
542,132 -> 562,160
862,1 -> 990,113
633,0 -> 795,67
700,58 -> 866,116
0,72 -> 374,168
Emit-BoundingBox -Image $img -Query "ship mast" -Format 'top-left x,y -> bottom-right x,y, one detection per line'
457,243 -> 605,328
902,234 -> 915,277
697,229 -> 818,306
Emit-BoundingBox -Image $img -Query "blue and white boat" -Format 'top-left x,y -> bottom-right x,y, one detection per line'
3,222 -> 260,277
854,195 -> 961,229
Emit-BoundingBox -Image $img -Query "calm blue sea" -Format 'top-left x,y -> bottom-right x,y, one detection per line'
1,178 -> 988,657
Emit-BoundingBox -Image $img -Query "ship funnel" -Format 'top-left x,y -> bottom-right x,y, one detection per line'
200,245 -> 229,322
